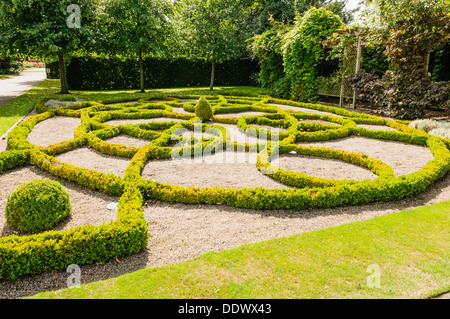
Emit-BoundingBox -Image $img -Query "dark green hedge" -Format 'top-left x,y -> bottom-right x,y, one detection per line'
46,57 -> 260,90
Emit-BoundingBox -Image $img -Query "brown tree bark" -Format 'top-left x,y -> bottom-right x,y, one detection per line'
139,52 -> 145,93
209,59 -> 215,91
58,54 -> 69,94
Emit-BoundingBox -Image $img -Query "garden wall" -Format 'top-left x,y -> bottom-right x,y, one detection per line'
46,57 -> 260,90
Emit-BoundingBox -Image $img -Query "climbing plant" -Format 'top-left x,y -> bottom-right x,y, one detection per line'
282,7 -> 343,102
247,18 -> 292,98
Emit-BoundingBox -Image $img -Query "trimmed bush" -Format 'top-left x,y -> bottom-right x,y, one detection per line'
195,97 -> 213,121
5,179 -> 71,234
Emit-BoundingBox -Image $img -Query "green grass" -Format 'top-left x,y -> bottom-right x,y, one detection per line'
0,74 -> 13,80
30,200 -> 450,299
0,79 -> 61,136
0,79 -> 267,136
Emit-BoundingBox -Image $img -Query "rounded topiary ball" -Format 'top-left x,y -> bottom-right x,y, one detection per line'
195,97 -> 213,121
5,179 -> 71,234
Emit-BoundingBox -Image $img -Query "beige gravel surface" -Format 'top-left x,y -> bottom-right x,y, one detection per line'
104,118 -> 187,126
105,135 -> 152,148
141,151 -> 289,189
356,124 -> 398,131
214,111 -> 269,118
268,103 -> 344,117
55,147 -> 130,177
26,116 -> 81,147
299,136 -> 434,177
277,153 -> 377,181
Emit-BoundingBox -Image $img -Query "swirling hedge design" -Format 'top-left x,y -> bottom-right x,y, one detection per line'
0,95 -> 449,279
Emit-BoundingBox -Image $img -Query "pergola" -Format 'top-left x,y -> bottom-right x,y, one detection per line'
324,26 -> 450,110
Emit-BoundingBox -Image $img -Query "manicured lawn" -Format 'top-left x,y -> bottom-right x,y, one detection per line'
0,74 -> 13,80
0,79 -> 267,136
30,200 -> 450,299
0,80 -> 60,136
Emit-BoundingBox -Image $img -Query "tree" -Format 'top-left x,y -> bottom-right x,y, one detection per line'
346,0 -> 450,119
0,0 -> 98,94
239,0 -> 352,35
173,0 -> 247,90
103,0 -> 171,93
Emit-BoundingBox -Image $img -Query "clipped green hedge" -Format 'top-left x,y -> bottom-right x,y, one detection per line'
46,56 -> 259,90
0,94 -> 449,280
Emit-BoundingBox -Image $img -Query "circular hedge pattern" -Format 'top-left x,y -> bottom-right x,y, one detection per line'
5,179 -> 71,234
0,94 -> 449,280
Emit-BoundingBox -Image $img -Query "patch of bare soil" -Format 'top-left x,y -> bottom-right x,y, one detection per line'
55,147 -> 130,177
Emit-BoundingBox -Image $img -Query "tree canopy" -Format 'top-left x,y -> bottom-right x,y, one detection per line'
0,0 -> 99,93
102,0 -> 172,92
172,0 -> 248,90
346,0 -> 450,119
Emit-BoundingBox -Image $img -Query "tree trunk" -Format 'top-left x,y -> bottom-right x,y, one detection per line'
58,54 -> 69,94
139,52 -> 145,93
209,59 -> 215,91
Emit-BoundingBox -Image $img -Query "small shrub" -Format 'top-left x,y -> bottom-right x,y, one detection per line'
429,128 -> 450,140
195,97 -> 213,121
5,179 -> 71,234
409,119 -> 450,133
409,119 -> 440,132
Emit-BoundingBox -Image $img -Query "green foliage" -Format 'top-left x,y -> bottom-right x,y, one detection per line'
46,57 -> 259,90
103,0 -> 172,92
195,97 -> 213,121
5,179 -> 71,234
248,21 -> 292,98
173,0 -> 247,89
282,7 -> 343,101
346,0 -> 450,119
0,0 -> 99,93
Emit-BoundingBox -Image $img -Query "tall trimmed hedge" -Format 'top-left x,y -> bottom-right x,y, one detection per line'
46,57 -> 260,90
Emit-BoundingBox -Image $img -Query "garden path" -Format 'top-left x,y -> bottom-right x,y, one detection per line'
0,68 -> 46,106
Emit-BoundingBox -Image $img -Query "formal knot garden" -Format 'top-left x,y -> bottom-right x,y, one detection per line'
0,94 -> 449,281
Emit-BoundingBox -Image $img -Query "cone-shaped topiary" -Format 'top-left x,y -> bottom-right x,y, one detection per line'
195,97 -> 213,121
5,179 -> 71,234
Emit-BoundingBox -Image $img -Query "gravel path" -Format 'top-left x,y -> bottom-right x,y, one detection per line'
299,136 -> 434,177
26,116 -> 81,147
0,69 -> 46,106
